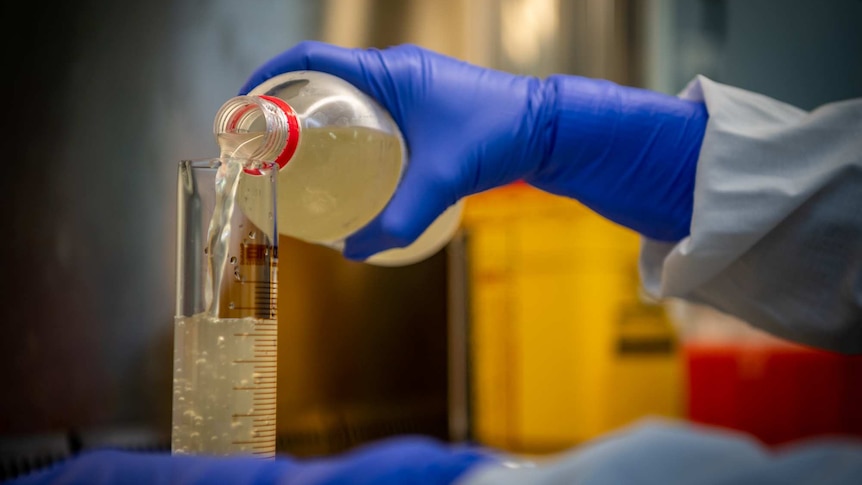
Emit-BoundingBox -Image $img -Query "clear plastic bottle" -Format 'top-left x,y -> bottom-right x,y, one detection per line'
214,70 -> 464,266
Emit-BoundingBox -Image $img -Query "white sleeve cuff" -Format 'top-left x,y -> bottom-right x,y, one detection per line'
639,76 -> 862,353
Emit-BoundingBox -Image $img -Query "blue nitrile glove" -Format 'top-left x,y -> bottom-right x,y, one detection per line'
240,41 -> 708,260
6,435 -> 494,485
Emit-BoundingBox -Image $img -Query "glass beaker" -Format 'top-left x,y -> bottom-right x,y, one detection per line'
173,157 -> 278,458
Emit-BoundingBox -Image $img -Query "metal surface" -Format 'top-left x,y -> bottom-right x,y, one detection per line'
1,0 -> 322,469
274,235 -> 451,456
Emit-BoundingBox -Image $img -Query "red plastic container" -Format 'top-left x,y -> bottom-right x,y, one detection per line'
684,342 -> 862,446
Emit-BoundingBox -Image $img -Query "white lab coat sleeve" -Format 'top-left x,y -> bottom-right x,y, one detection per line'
456,418 -> 862,485
639,75 -> 862,354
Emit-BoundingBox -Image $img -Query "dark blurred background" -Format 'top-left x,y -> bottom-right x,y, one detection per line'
2,0 -> 861,481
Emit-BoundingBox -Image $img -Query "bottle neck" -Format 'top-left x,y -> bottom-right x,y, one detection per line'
213,95 -> 299,169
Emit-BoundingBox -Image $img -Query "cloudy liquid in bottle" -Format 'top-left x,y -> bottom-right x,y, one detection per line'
219,126 -> 403,244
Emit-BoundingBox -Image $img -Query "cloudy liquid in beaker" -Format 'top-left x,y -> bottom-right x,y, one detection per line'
171,314 -> 277,457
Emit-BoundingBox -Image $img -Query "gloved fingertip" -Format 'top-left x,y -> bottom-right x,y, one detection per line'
342,245 -> 371,262
237,79 -> 256,96
237,40 -> 323,95
342,226 -> 391,261
238,40 -> 377,98
237,67 -> 275,95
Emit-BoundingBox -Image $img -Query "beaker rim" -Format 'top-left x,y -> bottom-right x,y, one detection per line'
178,157 -> 277,175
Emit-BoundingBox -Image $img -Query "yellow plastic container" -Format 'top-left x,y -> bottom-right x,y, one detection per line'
462,183 -> 682,454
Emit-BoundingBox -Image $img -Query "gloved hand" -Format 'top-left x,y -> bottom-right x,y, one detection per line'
240,41 -> 708,259
6,435 -> 494,485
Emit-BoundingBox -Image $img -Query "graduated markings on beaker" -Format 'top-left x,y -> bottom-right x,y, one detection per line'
230,319 -> 277,456
226,276 -> 272,314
